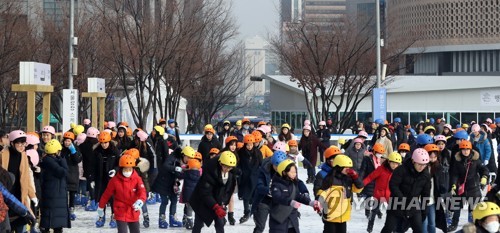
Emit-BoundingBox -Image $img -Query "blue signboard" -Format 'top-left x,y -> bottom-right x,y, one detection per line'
372,88 -> 387,122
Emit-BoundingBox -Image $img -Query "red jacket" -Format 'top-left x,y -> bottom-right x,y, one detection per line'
99,170 -> 147,222
363,164 -> 393,202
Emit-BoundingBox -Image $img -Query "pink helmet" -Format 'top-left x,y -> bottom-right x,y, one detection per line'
75,133 -> 87,146
257,125 -> 271,134
26,134 -> 40,145
86,127 -> 99,138
8,130 -> 26,142
486,118 -> 493,124
319,121 -> 326,126
434,135 -> 447,142
26,149 -> 39,166
358,131 -> 369,138
41,125 -> 55,135
304,120 -> 311,126
471,124 -> 480,133
412,148 -> 430,164
353,138 -> 363,144
83,119 -> 91,125
273,141 -> 287,152
107,121 -> 116,129
443,124 -> 452,130
303,125 -> 311,131
136,130 -> 149,142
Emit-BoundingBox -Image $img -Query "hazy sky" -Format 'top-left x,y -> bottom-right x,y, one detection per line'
232,0 -> 279,41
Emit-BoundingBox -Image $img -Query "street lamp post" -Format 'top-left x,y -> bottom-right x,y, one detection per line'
376,0 -> 381,88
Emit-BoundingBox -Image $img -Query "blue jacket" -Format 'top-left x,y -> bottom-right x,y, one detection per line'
0,183 -> 29,217
180,169 -> 200,203
470,131 -> 491,163
313,163 -> 333,199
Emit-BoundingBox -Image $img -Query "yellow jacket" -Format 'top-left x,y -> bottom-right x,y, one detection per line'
317,175 -> 363,223
260,145 -> 273,158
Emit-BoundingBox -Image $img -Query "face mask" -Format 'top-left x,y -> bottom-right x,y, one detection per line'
243,125 -> 249,130
400,152 -> 407,157
483,221 -> 499,233
375,153 -> 383,158
122,171 -> 132,178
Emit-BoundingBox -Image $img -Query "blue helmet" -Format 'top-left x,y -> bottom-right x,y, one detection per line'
416,134 -> 433,146
429,118 -> 435,124
168,119 -> 175,124
495,118 -> 500,124
453,130 -> 469,140
375,119 -> 384,124
272,151 -> 288,167
394,117 -> 401,123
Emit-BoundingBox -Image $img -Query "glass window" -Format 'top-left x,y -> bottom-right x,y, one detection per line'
357,112 -> 371,123
445,112 -> 460,128
393,112 -> 409,125
461,112 -> 477,124
285,112 -> 291,125
340,112 -> 356,129
387,112 -> 392,122
479,112 -> 494,123
496,113 -> 500,118
427,112 -> 443,121
409,112 -> 426,127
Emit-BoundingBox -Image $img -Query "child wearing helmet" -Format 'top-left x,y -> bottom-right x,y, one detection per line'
447,140 -> 489,231
313,146 -> 342,198
80,127 -> 100,211
380,148 -> 431,233
299,125 -> 326,184
190,151 -> 238,233
288,140 -> 314,182
237,134 -> 263,223
126,148 -> 152,228
97,155 -> 147,233
93,131 -> 121,228
470,124 -> 492,167
397,142 -> 411,159
40,139 -> 70,232
457,201 -> 500,233
197,126 -> 222,163
252,130 -> 273,158
316,121 -> 331,164
179,159 -> 202,229
278,123 -> 293,142
360,143 -> 386,218
345,138 -> 367,172
363,152 -> 402,232
113,126 -> 132,153
221,136 -> 239,225
316,155 -> 363,232
60,131 -> 83,221
269,159 -> 320,233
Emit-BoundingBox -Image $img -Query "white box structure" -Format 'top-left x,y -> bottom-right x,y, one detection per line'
88,77 -> 105,93
62,89 -> 79,132
19,62 -> 51,85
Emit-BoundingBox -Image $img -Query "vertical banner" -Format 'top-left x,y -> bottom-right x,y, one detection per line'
372,88 -> 387,122
63,89 -> 79,132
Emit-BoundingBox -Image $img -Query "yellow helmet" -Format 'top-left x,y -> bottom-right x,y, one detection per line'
235,120 -> 242,126
204,124 -> 213,130
277,159 -> 295,176
45,139 -> 62,154
332,154 -> 353,168
73,125 -> 85,135
219,151 -> 237,167
472,202 -> 500,221
281,123 -> 290,129
182,146 -> 196,158
338,137 -> 346,145
387,152 -> 402,164
154,126 -> 165,136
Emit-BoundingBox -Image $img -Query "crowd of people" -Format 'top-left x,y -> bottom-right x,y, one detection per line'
0,116 -> 499,233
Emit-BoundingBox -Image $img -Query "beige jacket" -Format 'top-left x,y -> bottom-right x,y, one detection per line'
1,149 -> 36,210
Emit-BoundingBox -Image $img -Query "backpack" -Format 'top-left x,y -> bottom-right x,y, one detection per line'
0,193 -> 9,222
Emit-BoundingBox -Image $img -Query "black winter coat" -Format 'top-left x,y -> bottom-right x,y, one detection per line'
40,155 -> 70,229
269,175 -> 311,233
93,143 -> 120,201
389,159 -> 431,217
252,158 -> 274,213
359,155 -> 379,197
316,128 -> 331,146
80,138 -> 98,182
190,157 -> 236,227
429,162 -> 451,233
150,135 -> 169,170
197,136 -> 222,163
394,124 -> 407,149
152,153 -> 182,196
180,169 -> 200,203
60,147 -> 82,192
114,136 -> 132,153
450,150 -> 489,198
237,147 -> 262,200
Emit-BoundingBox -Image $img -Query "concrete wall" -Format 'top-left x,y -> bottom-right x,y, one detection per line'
269,82 -> 307,111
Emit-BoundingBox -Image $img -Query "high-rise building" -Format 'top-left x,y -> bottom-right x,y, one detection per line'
244,36 -> 267,97
303,0 -> 346,26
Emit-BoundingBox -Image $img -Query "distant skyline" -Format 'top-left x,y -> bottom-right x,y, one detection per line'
232,0 -> 279,41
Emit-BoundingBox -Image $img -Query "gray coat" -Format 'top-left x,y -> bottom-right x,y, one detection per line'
346,143 -> 366,172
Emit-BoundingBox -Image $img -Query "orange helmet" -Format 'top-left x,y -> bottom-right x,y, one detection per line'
194,152 -> 203,161
258,121 -> 266,127
424,144 -> 439,153
237,142 -> 244,149
119,155 -> 136,168
158,118 -> 166,124
373,143 -> 386,154
288,140 -> 298,147
243,134 -> 255,144
120,122 -> 129,127
126,128 -> 132,137
126,148 -> 140,159
63,131 -> 75,141
225,136 -> 238,145
98,131 -> 112,143
398,143 -> 410,152
26,132 -> 40,139
459,140 -> 472,149
324,146 -> 342,159
209,148 -> 220,155
242,118 -> 251,124
187,159 -> 201,169
251,131 -> 263,143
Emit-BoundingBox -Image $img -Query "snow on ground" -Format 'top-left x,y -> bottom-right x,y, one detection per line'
69,166 -> 469,233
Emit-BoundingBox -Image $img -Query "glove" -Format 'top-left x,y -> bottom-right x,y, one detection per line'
90,181 -> 95,189
451,184 -> 457,196
31,198 -> 38,207
68,143 -> 77,154
23,212 -> 36,225
310,200 -> 322,213
132,200 -> 144,211
97,208 -> 104,217
212,204 -> 226,218
346,168 -> 359,180
108,169 -> 116,177
481,176 -> 488,186
175,166 -> 183,173
484,160 -> 489,166
290,200 -> 301,209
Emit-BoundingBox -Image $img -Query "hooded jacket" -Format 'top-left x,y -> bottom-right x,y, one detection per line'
470,131 -> 492,163
450,150 -> 489,198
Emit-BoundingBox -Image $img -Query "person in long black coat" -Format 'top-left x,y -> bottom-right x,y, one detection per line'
80,133 -> 99,207
93,137 -> 120,220
198,129 -> 222,163
40,140 -> 70,232
149,128 -> 169,187
190,154 -> 237,233
60,132 -> 82,219
236,135 -> 262,223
